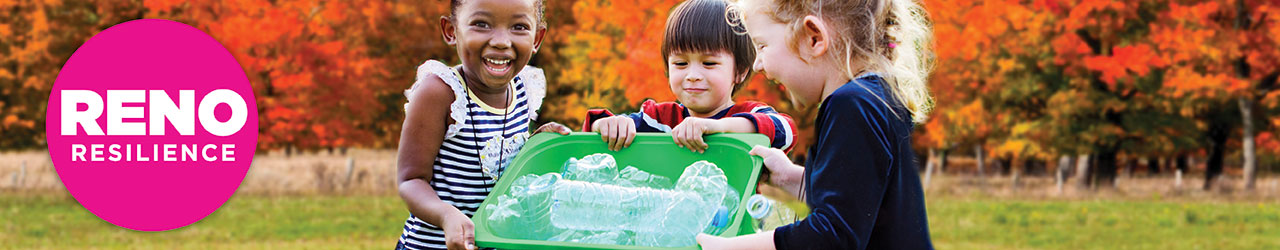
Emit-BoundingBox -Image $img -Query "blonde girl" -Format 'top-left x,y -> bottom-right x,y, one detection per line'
697,0 -> 936,249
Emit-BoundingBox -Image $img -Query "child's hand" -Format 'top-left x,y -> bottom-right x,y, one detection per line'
750,145 -> 804,196
696,234 -> 731,249
592,116 -> 636,151
441,213 -> 477,250
671,117 -> 721,153
533,122 -> 572,135
696,232 -> 777,250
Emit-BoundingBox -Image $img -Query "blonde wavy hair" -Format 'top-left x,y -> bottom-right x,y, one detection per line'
730,0 -> 935,123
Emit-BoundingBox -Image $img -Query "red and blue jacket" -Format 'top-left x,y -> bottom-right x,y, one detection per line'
584,99 -> 798,153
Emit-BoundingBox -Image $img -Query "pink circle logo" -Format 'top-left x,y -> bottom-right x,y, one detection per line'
45,19 -> 258,231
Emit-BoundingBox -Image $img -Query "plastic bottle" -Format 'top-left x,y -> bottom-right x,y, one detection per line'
560,153 -> 618,183
615,165 -> 674,189
484,173 -> 559,240
548,230 -> 633,246
746,194 -> 798,231
548,179 -> 713,235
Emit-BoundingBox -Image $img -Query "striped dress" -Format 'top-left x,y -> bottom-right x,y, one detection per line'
398,60 -> 545,250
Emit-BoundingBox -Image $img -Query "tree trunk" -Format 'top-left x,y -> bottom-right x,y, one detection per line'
1056,156 -> 1073,194
1125,158 -> 1138,178
924,148 -> 936,189
997,157 -> 1011,176
1176,168 -> 1184,189
1204,125 -> 1230,190
1094,149 -> 1118,188
1240,97 -> 1257,189
1234,0 -> 1257,191
1176,155 -> 1188,173
1011,165 -> 1021,191
1076,154 -> 1092,189
975,144 -> 985,177
939,149 -> 949,174
1149,157 -> 1162,175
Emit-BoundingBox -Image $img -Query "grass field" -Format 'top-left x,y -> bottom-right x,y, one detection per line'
1,192 -> 404,249
3,192 -> 1278,249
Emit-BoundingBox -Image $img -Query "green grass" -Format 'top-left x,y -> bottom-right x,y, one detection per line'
1,193 -> 407,249
3,193 -> 1278,249
928,196 -> 1280,249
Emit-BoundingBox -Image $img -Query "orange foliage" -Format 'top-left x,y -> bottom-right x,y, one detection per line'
7,0 -> 1280,161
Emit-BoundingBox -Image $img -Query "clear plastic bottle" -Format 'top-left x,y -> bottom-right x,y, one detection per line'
485,173 -> 559,240
615,165 -> 674,188
548,179 -> 712,235
549,229 -> 633,245
560,153 -> 618,183
746,194 -> 798,231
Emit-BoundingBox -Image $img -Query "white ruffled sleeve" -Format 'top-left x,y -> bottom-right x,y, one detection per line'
405,60 -> 470,140
519,66 -> 547,121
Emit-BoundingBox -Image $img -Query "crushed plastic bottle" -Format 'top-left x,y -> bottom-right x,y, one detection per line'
676,161 -> 740,235
615,166 -> 674,189
548,179 -> 712,234
560,153 -> 618,183
746,194 -> 798,231
484,173 -> 558,240
548,230 -> 633,245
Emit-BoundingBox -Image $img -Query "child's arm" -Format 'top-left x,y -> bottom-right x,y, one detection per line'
696,231 -> 777,250
671,103 -> 799,153
728,104 -> 798,153
533,122 -> 572,135
670,117 -> 751,153
397,75 -> 476,250
749,145 -> 805,196
592,115 -> 636,151
582,100 -> 679,151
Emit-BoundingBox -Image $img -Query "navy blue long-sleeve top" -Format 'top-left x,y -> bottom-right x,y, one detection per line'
773,75 -> 933,250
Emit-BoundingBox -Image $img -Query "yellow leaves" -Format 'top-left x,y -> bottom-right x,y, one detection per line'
993,139 -> 1035,159
942,100 -> 993,138
993,122 -> 1047,159
996,58 -> 1018,74
1045,89 -> 1091,118
1010,122 -> 1035,135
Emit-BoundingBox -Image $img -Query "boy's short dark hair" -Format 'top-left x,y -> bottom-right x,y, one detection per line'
661,0 -> 756,94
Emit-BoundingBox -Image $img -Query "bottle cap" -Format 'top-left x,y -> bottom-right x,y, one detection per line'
711,205 -> 731,228
747,194 -> 771,219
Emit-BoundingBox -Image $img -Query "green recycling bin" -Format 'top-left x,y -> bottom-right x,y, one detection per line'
472,132 -> 769,250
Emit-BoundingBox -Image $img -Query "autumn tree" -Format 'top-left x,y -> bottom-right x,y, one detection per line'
924,0 -> 1280,190
1151,0 -> 1280,189
1,0 -> 145,148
